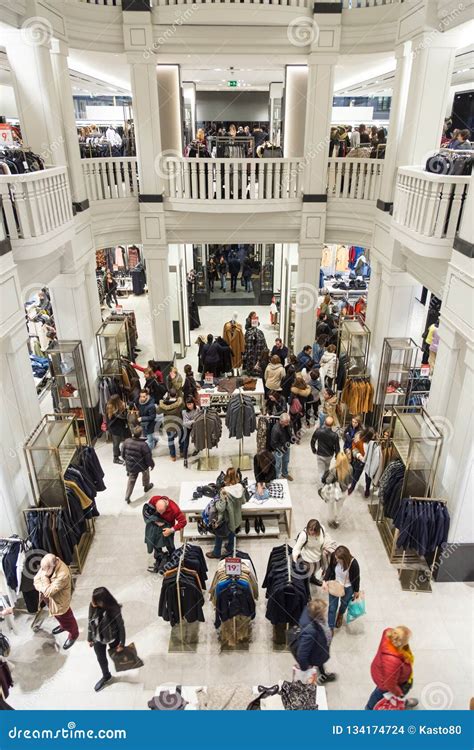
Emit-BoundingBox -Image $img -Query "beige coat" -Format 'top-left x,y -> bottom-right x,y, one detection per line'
264,362 -> 285,391
34,558 -> 72,616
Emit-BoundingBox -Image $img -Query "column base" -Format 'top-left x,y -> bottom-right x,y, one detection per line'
433,544 -> 474,583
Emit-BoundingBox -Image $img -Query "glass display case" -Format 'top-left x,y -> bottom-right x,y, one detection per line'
96,319 -> 128,376
24,414 -> 81,508
338,316 -> 371,376
374,338 -> 421,432
47,340 -> 97,444
388,406 -> 443,499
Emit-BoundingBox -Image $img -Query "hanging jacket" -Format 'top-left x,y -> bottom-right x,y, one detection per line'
365,440 -> 382,483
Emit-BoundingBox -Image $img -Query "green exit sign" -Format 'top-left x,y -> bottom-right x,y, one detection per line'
228,80 -> 238,88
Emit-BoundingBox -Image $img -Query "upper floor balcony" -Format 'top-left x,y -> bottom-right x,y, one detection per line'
0,167 -> 75,261
391,166 -> 470,259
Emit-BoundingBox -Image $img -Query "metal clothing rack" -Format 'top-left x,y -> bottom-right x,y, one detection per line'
396,497 -> 448,593
272,542 -> 293,650
221,537 -> 251,650
197,407 -> 219,471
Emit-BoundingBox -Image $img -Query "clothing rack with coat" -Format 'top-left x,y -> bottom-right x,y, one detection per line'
394,498 -> 450,557
243,328 -> 267,376
341,377 -> 374,416
209,549 -> 258,644
191,409 -> 222,452
222,321 -> 246,369
225,394 -> 256,440
263,545 -> 310,630
158,544 -> 207,628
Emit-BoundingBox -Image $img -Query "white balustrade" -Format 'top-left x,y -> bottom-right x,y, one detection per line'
81,158 -> 139,201
327,157 -> 384,201
341,0 -> 403,7
393,167 -> 470,241
0,167 -> 73,240
165,158 -> 303,201
154,0 -> 310,6
78,0 -> 121,5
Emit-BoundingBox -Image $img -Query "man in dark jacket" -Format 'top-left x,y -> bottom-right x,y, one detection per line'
122,427 -> 154,504
271,338 -> 289,365
228,254 -> 241,293
296,600 -> 336,684
311,417 -> 340,480
135,389 -> 156,450
270,413 -> 293,481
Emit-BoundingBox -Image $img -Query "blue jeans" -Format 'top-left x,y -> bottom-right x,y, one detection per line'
274,449 -> 290,478
146,433 -> 156,450
220,273 -> 227,291
213,532 -> 235,557
365,687 -> 384,710
328,585 -> 353,629
167,430 -> 184,458
319,412 -> 326,427
244,277 -> 253,292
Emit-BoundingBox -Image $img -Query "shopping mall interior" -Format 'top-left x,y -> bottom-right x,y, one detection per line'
0,0 -> 472,713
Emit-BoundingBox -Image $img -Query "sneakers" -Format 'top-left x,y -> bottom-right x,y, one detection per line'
335,611 -> 344,629
94,675 -> 112,692
205,551 -> 220,559
170,456 -> 176,462
283,474 -> 294,482
113,457 -> 124,465
318,672 -> 337,685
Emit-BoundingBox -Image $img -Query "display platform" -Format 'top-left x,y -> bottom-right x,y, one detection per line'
178,479 -> 293,541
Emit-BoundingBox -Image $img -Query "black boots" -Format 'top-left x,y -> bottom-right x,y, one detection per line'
253,517 -> 266,534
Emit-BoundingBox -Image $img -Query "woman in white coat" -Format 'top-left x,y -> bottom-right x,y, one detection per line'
292,519 -> 327,586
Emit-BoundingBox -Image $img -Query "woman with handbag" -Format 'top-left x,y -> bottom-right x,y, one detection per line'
365,626 -> 418,710
323,545 -> 360,631
106,395 -> 131,464
319,452 -> 353,529
292,519 -> 327,586
88,587 -> 126,692
347,427 -> 375,495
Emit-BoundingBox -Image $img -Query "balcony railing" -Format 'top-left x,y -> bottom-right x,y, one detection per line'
0,167 -> 73,240
327,157 -> 384,201
392,167 -> 470,242
341,0 -> 403,7
165,157 -> 303,202
82,158 -> 139,201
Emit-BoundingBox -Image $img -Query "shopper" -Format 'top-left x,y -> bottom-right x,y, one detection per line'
320,452 -> 353,528
271,337 -> 289,365
348,427 -> 375,495
33,554 -> 79,650
182,396 -> 200,468
323,545 -> 360,631
264,355 -> 285,392
305,368 -> 322,426
104,271 -> 118,308
228,254 -> 241,293
320,344 -> 338,389
343,416 -> 363,455
316,315 -> 331,338
142,367 -> 166,408
320,388 -> 338,427
121,426 -> 154,504
311,417 -> 340,480
319,294 -> 332,316
106,394 -> 130,464
296,599 -> 336,683
158,388 -> 185,461
289,376 -> 311,440
183,364 -> 200,401
207,257 -> 217,291
312,335 -> 328,367
281,354 -> 297,401
270,413 -> 293,481
266,389 -> 287,416
132,359 -> 164,383
167,366 -> 184,397
146,496 -> 187,570
88,587 -> 126,692
217,255 -> 227,291
245,311 -> 257,330
135,389 -> 157,451
292,519 -> 326,585
365,626 -> 418,710
455,129 -> 472,150
206,468 -> 246,559
201,334 -> 221,376
242,257 -> 253,293
254,449 -> 276,490
296,345 -> 313,371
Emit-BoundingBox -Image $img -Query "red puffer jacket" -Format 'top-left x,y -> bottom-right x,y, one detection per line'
370,628 -> 413,697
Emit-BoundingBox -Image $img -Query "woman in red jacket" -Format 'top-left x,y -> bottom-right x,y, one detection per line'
365,626 -> 418,709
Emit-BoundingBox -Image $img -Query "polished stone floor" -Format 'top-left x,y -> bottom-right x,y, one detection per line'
11,296 -> 473,710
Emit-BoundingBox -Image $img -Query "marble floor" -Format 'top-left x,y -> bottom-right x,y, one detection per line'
11,294 -> 473,711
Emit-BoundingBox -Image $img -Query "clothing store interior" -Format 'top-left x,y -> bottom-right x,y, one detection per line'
0,30 -> 473,715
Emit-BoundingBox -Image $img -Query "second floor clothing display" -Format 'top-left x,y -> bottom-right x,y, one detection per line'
394,499 -> 450,556
243,328 -> 267,376
225,394 -> 257,439
222,321 -> 246,369
263,545 -> 310,626
191,409 -> 222,452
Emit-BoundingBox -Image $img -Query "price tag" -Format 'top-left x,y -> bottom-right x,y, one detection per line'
204,373 -> 214,385
0,124 -> 13,145
200,393 -> 210,408
225,558 -> 241,577
420,365 -> 430,377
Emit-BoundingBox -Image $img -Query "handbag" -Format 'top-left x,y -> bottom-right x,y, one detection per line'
327,580 -> 345,598
108,642 -> 144,673
374,695 -> 405,710
346,592 -> 366,623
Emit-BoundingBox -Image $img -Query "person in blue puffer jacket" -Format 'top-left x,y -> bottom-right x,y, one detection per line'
296,599 -> 337,685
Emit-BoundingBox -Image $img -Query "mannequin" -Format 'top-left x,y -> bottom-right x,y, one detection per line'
223,312 -> 245,369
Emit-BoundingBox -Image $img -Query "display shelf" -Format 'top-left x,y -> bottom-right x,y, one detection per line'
374,338 -> 421,433
183,517 -> 281,540
96,319 -> 128,376
338,316 -> 370,378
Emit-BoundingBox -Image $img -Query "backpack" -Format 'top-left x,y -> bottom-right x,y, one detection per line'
202,495 -> 219,529
290,396 -> 302,416
296,529 -> 308,548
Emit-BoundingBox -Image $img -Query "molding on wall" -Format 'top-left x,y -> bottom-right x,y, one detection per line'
314,2 -> 343,13
139,194 -> 164,203
453,234 -> 474,259
122,0 -> 151,11
302,194 -> 328,203
377,199 -> 393,213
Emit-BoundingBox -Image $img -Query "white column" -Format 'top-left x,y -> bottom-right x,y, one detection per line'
369,268 -> 418,376
157,65 -> 182,155
5,24 -> 67,167
283,66 -> 307,158
426,320 -> 461,418
129,57 -> 164,196
50,39 -> 88,208
294,242 -> 322,354
364,257 -> 382,335
397,33 -> 457,168
142,244 -> 174,361
49,267 -> 99,400
377,42 -> 411,205
302,53 -> 337,196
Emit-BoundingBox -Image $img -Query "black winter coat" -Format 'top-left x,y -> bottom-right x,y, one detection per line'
297,607 -> 330,670
137,398 -> 156,435
310,426 -> 339,458
121,436 -> 155,475
270,422 -> 293,454
106,410 -> 130,439
88,605 -> 126,646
